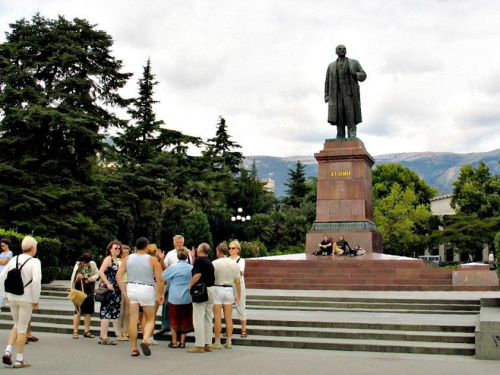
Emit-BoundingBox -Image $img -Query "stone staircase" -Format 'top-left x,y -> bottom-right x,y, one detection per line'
244,255 -> 499,291
0,284 -> 483,356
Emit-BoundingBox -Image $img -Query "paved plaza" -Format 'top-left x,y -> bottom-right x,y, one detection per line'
1,330 -> 500,375
1,286 -> 500,374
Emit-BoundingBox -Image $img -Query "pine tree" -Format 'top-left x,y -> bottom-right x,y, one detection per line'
110,58 -> 202,243
204,116 -> 243,175
114,58 -> 201,163
283,161 -> 309,208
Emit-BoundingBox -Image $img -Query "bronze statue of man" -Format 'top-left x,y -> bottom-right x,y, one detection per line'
325,45 -> 366,138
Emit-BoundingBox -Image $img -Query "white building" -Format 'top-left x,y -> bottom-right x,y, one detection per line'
429,194 -> 488,262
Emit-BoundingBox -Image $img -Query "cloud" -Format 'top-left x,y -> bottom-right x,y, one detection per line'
2,0 -> 500,159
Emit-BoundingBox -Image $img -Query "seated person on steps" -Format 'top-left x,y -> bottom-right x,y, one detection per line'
314,235 -> 333,256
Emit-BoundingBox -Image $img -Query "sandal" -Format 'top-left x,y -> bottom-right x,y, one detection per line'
2,352 -> 12,365
140,341 -> 151,356
83,332 -> 95,338
168,342 -> 178,348
179,343 -> 185,348
13,360 -> 31,368
131,349 -> 140,357
26,336 -> 39,342
117,336 -> 128,341
98,337 -> 117,345
73,332 -> 79,339
241,330 -> 247,338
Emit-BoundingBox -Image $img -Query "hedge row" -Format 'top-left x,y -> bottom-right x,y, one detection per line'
0,228 -> 61,284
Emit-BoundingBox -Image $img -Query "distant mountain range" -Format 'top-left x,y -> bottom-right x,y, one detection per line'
244,149 -> 500,197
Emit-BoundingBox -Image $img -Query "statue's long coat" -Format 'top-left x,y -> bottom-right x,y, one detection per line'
325,58 -> 366,125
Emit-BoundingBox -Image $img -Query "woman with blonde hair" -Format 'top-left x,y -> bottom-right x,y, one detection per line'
228,240 -> 247,338
98,240 -> 122,345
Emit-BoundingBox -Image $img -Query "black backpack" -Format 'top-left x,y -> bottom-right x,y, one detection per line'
4,256 -> 33,295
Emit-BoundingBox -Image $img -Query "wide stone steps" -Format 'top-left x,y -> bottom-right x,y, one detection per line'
244,325 -> 473,343
244,257 -> 498,291
234,334 -> 475,356
246,296 -> 480,315
0,284 -> 480,356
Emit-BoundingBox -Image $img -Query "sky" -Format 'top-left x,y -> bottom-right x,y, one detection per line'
1,0 -> 500,158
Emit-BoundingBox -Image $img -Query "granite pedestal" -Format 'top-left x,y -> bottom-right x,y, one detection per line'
306,138 -> 382,253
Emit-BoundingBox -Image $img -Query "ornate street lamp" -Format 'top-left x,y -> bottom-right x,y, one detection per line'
231,207 -> 251,222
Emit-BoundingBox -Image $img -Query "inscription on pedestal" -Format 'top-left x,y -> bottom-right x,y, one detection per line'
331,171 -> 352,177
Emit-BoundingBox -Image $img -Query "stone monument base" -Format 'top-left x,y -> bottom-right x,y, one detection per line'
306,138 -> 382,254
306,225 -> 382,254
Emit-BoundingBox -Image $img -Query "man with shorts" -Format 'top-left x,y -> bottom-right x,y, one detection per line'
0,236 -> 41,368
117,237 -> 164,357
212,242 -> 241,349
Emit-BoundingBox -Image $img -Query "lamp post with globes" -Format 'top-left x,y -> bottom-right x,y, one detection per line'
231,207 -> 251,241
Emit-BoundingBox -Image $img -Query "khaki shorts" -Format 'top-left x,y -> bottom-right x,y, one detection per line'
9,300 -> 33,334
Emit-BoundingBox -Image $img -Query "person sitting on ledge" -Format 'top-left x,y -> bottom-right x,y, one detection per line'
332,242 -> 342,255
315,235 -> 333,256
337,235 -> 353,256
354,245 -> 366,256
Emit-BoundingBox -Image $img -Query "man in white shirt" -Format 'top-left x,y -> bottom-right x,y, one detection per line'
0,236 -> 42,369
212,242 -> 241,349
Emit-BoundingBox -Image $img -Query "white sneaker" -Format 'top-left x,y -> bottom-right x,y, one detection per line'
148,338 -> 159,346
224,342 -> 232,349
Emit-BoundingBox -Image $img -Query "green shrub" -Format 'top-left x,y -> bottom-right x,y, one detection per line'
252,240 -> 268,257
56,266 -> 74,281
240,241 -> 261,258
0,228 -> 61,284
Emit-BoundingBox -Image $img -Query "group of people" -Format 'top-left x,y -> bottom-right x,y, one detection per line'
315,235 -> 366,257
0,234 -> 248,367
70,235 -> 247,357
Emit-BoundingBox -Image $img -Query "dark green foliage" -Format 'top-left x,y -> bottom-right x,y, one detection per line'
372,164 -> 436,256
0,14 -> 131,260
373,164 -> 437,205
110,59 -> 202,246
204,117 -> 243,175
0,14 -> 312,261
283,161 -> 310,208
0,228 -> 60,284
451,161 -> 500,219
427,161 -> 500,260
239,241 -> 261,258
495,232 -> 500,254
374,184 -> 432,256
160,198 -> 213,249
429,215 -> 500,260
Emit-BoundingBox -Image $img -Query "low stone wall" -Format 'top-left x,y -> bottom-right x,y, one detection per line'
475,299 -> 500,360
453,263 -> 499,288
